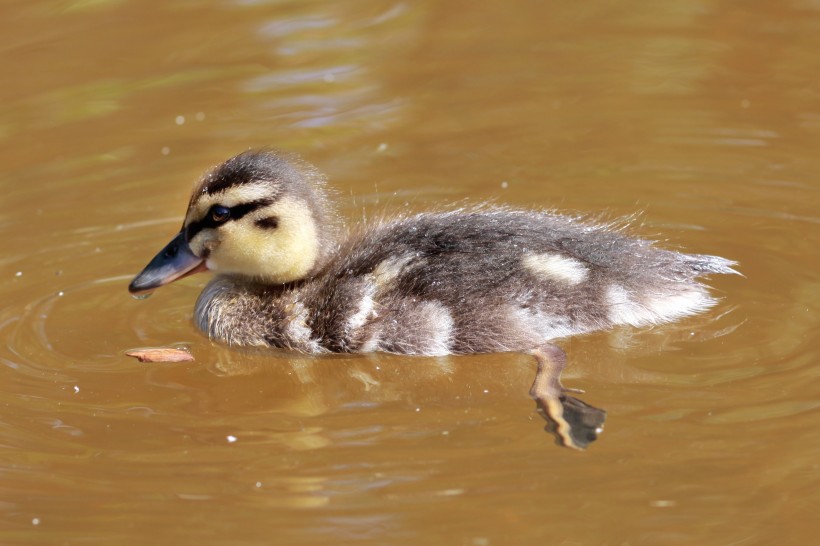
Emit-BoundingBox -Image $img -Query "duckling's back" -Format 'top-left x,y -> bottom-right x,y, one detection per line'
240,207 -> 738,356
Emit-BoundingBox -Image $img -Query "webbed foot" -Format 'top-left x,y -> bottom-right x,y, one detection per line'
529,344 -> 606,450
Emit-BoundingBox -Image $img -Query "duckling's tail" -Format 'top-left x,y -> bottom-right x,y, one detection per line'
603,252 -> 739,330
682,254 -> 742,277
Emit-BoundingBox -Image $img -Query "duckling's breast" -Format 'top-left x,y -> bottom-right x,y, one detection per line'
194,277 -> 326,353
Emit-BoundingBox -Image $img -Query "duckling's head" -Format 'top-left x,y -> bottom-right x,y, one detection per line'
129,150 -> 339,294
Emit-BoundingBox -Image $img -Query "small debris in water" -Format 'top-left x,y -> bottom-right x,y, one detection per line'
195,111 -> 205,121
226,435 -> 237,443
15,271 -> 22,277
255,481 -> 262,488
132,291 -> 153,300
175,115 -> 185,125
125,347 -> 194,363
73,386 -> 80,394
161,146 -> 170,156
650,500 -> 677,508
377,142 -> 388,152
500,181 -> 509,189
32,518 -> 40,526
57,291 -> 64,297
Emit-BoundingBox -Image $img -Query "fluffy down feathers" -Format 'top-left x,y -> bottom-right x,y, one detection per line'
193,199 -> 738,355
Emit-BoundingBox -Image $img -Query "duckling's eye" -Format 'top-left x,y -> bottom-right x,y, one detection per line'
210,205 -> 231,224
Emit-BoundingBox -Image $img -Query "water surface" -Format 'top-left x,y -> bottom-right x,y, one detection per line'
1,1 -> 818,544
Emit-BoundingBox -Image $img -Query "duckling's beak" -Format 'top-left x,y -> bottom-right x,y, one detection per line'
128,231 -> 207,294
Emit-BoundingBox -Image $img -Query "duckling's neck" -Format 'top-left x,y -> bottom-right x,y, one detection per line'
194,275 -> 324,352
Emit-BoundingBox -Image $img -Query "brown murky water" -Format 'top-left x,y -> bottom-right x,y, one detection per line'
1,1 -> 818,544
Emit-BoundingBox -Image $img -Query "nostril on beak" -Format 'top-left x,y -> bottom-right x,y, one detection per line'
164,243 -> 179,259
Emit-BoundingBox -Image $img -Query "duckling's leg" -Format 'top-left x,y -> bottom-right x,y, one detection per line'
529,344 -> 606,450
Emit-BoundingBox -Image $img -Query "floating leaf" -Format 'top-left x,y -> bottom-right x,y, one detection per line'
125,347 -> 194,363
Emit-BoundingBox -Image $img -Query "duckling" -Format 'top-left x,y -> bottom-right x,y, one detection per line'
129,150 -> 739,448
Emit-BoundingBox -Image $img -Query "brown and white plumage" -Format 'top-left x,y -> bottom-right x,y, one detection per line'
129,149 -> 739,448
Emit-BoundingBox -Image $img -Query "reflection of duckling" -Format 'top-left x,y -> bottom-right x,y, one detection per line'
129,150 -> 739,448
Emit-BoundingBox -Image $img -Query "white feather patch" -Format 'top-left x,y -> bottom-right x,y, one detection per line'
372,254 -> 415,288
359,330 -> 382,353
523,253 -> 588,285
508,306 -> 583,341
645,290 -> 716,322
286,301 -> 322,352
418,300 -> 454,356
346,284 -> 377,333
606,284 -> 715,327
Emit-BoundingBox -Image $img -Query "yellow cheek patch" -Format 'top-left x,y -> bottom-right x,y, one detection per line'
209,196 -> 319,283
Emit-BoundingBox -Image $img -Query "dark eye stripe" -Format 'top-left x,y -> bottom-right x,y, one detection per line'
185,198 -> 273,241
230,200 -> 272,221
